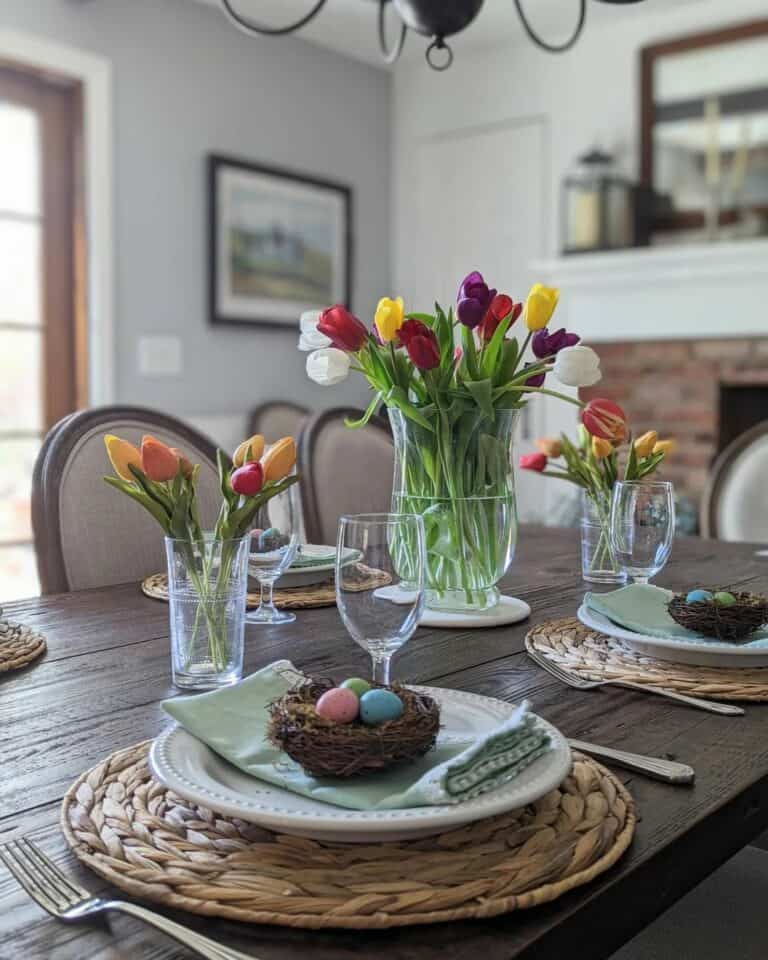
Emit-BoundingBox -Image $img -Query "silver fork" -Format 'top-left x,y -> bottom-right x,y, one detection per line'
0,837 -> 257,960
527,647 -> 744,716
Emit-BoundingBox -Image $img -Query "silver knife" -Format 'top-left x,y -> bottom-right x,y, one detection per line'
569,738 -> 694,784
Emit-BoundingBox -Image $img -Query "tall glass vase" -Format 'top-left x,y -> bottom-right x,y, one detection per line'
580,491 -> 626,585
389,407 -> 519,613
165,535 -> 249,690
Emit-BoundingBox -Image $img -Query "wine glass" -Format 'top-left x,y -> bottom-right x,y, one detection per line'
246,487 -> 299,624
609,481 -> 675,585
335,513 -> 426,685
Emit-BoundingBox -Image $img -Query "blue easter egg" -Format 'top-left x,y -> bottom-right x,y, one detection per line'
359,689 -> 404,726
686,589 -> 713,604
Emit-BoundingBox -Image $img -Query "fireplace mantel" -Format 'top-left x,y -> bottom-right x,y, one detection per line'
531,239 -> 768,343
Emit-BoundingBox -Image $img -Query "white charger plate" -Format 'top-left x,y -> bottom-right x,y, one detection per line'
149,686 -> 570,843
578,603 -> 768,669
274,545 -> 361,588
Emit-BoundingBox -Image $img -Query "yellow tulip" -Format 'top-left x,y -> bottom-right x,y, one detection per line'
591,436 -> 613,459
535,437 -> 562,458
262,436 -> 296,482
104,434 -> 142,482
524,283 -> 559,331
233,433 -> 265,467
633,430 -> 658,459
653,439 -> 676,457
374,296 -> 405,343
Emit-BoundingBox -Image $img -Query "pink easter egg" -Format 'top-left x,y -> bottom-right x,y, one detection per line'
315,687 -> 359,724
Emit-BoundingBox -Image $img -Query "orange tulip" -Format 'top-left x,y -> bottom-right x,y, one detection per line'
233,433 -> 265,467
141,435 -> 180,482
170,447 -> 194,478
591,436 -> 613,459
262,436 -> 296,482
535,437 -> 561,458
633,430 -> 658,459
653,438 -> 676,457
104,434 -> 142,482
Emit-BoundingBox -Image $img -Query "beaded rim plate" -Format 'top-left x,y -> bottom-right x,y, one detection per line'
149,686 -> 571,843
578,604 -> 768,669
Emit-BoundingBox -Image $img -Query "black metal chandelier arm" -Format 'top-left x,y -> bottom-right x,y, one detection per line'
378,1 -> 407,65
219,0 -> 329,37
513,0 -> 586,53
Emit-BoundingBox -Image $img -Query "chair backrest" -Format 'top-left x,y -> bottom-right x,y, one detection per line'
32,406 -> 222,594
249,401 -> 309,445
298,407 -> 393,545
701,420 -> 768,542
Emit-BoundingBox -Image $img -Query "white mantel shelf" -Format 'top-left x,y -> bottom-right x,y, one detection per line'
530,239 -> 768,342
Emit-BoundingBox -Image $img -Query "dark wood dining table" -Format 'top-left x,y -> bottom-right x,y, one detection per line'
2,526 -> 768,960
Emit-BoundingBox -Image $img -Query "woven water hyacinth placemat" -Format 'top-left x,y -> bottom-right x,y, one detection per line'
141,563 -> 391,611
61,741 -> 634,930
527,618 -> 768,702
0,619 -> 46,674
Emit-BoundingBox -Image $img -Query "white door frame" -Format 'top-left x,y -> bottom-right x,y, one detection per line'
0,28 -> 114,405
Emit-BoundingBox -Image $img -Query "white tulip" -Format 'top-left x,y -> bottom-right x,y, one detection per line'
553,345 -> 602,387
298,310 -> 331,352
306,348 -> 350,386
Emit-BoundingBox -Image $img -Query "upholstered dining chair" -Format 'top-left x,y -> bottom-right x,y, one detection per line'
700,420 -> 768,542
32,406 -> 221,594
249,401 -> 309,444
298,407 -> 393,545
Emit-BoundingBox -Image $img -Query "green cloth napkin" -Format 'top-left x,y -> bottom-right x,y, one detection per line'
586,584 -> 768,646
162,660 -> 552,811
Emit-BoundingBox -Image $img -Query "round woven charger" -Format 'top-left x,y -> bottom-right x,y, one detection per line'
527,617 -> 768,702
0,620 -> 46,674
61,741 -> 635,930
141,563 -> 391,611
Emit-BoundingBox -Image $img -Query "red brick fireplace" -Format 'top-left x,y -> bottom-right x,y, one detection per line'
581,338 -> 768,501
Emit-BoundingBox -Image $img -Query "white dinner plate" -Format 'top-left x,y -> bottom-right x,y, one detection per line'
578,603 -> 768,669
149,686 -> 571,843
273,545 -> 361,588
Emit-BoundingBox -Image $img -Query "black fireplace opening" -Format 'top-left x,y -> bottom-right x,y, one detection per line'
718,382 -> 768,453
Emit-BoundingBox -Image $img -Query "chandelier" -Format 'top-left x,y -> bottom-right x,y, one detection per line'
219,0 -> 646,71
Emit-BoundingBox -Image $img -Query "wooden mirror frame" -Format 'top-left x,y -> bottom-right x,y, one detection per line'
640,18 -> 768,234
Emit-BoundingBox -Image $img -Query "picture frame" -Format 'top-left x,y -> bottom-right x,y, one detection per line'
208,154 -> 352,328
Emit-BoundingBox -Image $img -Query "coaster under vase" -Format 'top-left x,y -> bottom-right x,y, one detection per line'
374,586 -> 531,628
527,618 -> 768,702
142,563 -> 391,611
0,620 -> 46,674
61,740 -> 634,931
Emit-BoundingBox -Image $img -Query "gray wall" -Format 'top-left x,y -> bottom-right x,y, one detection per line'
1,0 -> 390,418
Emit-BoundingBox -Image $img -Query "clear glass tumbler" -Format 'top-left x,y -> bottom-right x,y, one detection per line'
165,535 -> 249,690
335,513 -> 425,685
609,481 -> 675,584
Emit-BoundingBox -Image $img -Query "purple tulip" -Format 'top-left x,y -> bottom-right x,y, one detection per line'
457,270 -> 497,328
532,327 -> 581,360
524,363 -> 546,388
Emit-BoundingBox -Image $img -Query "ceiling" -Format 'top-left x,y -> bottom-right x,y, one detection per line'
196,0 -> 705,68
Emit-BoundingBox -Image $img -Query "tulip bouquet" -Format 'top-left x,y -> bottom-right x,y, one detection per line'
520,405 -> 675,581
300,271 -> 607,610
104,432 -> 297,679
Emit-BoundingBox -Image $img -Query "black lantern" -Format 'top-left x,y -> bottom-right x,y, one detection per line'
562,149 -> 636,254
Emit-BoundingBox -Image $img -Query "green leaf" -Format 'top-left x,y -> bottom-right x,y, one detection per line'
103,476 -> 171,532
496,339 -> 520,386
128,464 -> 174,514
217,449 -> 236,507
345,391 -> 383,429
384,386 -> 435,431
624,439 -> 639,481
480,314 -> 512,379
460,325 -> 480,380
463,378 -> 494,419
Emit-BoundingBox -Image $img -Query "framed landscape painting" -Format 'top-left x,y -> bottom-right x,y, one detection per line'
208,155 -> 352,327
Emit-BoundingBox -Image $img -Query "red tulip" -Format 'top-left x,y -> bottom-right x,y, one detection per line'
581,398 -> 627,442
519,452 -> 548,472
478,294 -> 521,342
397,319 -> 440,371
231,461 -> 264,497
317,304 -> 367,352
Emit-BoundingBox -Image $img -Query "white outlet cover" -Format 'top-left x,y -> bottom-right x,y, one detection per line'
137,335 -> 182,376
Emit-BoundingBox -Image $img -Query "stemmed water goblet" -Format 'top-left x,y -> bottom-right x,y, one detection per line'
335,513 -> 425,684
246,487 -> 299,624
609,480 -> 675,585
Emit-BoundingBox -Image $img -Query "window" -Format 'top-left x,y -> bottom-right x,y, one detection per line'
0,66 -> 84,600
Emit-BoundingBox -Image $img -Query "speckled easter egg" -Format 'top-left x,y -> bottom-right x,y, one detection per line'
686,589 -> 713,603
713,591 -> 736,606
340,677 -> 371,697
315,687 -> 359,724
359,689 -> 404,726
